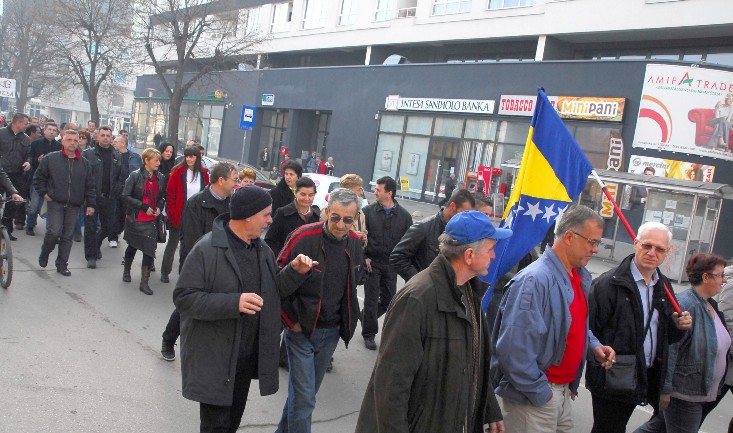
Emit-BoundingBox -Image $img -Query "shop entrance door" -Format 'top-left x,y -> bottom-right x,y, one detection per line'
424,139 -> 460,202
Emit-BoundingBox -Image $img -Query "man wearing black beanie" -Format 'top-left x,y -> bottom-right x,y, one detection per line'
174,185 -> 318,433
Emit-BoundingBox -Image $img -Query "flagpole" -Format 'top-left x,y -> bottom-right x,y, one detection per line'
591,170 -> 682,313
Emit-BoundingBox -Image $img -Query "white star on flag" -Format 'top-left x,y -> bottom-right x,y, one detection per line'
524,201 -> 543,221
542,204 -> 557,223
555,204 -> 568,224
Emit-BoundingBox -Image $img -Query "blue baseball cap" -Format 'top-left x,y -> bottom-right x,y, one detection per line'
444,210 -> 512,245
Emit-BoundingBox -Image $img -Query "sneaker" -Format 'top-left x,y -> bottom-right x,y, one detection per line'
57,267 -> 71,276
109,240 -> 118,248
25,228 -> 35,236
87,258 -> 96,269
364,336 -> 377,350
161,341 -> 176,361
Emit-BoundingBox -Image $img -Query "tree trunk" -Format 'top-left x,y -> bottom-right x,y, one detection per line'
166,93 -> 183,151
14,78 -> 29,114
88,89 -> 101,127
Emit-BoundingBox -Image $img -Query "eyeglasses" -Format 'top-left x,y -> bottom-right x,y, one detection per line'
228,177 -> 240,184
329,215 -> 355,225
572,231 -> 602,248
707,272 -> 725,279
638,242 -> 669,255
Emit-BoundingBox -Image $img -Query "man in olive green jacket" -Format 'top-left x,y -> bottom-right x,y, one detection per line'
356,211 -> 510,433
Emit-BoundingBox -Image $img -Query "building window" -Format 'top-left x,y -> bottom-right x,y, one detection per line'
339,0 -> 357,25
706,50 -> 733,67
271,2 -> 293,33
114,71 -> 127,85
244,7 -> 261,34
374,0 -> 393,22
258,109 -> 289,169
488,0 -> 532,10
302,0 -> 327,29
27,104 -> 43,119
432,0 -> 471,15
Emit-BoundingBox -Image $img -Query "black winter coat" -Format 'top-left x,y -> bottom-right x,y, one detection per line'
356,255 -> 502,433
390,210 -> 447,282
0,126 -> 30,174
264,201 -> 321,256
586,254 -> 685,405
179,186 -> 230,266
32,150 -> 95,207
276,221 -> 364,344
363,199 -> 412,264
121,169 -> 166,257
82,145 -> 125,199
269,179 -> 294,215
173,215 -> 281,406
29,137 -> 61,171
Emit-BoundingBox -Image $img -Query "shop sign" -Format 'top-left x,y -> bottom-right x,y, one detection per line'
0,78 -> 15,98
498,94 -> 625,122
628,154 -> 715,182
600,131 -> 625,218
399,176 -> 410,191
599,183 -> 619,219
384,95 -> 495,114
633,64 -> 733,161
262,94 -> 275,106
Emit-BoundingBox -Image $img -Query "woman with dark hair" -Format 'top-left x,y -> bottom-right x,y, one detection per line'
265,176 -> 320,255
160,147 -> 209,283
157,142 -> 176,177
269,160 -> 302,214
121,148 -> 166,295
77,129 -> 91,151
660,253 -> 731,433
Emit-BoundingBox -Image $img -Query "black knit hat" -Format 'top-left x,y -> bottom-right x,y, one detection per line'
230,185 -> 272,220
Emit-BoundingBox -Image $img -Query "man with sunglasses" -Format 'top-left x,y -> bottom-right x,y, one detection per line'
274,188 -> 365,433
585,221 -> 692,433
492,206 -> 616,433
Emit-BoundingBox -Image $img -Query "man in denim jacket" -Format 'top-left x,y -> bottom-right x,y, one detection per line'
491,206 -> 616,433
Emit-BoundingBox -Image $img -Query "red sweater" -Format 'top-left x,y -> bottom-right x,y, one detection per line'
165,165 -> 209,228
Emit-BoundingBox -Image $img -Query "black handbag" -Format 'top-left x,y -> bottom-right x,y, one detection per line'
603,354 -> 638,393
156,215 -> 167,243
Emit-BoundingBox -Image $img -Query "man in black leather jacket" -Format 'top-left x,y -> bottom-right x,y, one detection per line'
390,189 -> 474,282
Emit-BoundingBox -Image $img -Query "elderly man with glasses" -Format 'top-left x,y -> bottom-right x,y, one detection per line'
585,221 -> 692,433
274,188 -> 365,433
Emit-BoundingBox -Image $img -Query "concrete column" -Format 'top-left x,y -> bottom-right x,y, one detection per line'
365,45 -> 372,65
535,35 -> 547,61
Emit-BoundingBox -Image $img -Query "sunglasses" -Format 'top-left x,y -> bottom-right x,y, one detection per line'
329,215 -> 355,225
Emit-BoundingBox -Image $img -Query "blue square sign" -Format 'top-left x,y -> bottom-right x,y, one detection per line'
240,105 -> 256,130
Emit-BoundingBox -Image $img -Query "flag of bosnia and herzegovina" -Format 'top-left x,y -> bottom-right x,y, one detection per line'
481,88 -> 593,311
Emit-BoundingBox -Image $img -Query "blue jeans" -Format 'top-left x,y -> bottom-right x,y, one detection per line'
275,327 -> 340,433
25,188 -> 43,229
663,397 -> 703,433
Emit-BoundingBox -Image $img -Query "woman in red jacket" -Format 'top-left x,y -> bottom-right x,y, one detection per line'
160,146 -> 209,283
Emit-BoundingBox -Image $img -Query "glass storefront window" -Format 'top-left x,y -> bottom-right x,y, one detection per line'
380,114 -> 405,133
406,116 -> 433,135
464,119 -> 496,140
372,133 -> 402,183
496,120 -> 530,144
433,117 -> 463,137
573,125 -> 618,169
397,136 -> 430,197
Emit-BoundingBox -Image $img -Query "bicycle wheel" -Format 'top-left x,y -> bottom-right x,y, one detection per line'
1,227 -> 12,288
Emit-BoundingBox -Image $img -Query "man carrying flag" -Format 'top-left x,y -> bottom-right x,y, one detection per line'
488,89 -> 615,433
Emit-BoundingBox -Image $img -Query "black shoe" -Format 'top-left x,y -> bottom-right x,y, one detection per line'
326,357 -> 334,373
150,263 -> 156,272
161,341 -> 176,361
87,258 -> 96,269
73,234 -> 82,242
57,267 -> 71,276
38,254 -> 49,268
364,336 -> 377,350
25,228 -> 35,236
14,223 -> 24,230
160,273 -> 169,283
8,233 -> 17,241
96,249 -> 102,260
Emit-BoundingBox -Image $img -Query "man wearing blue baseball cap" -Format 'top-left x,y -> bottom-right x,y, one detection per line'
356,210 -> 511,433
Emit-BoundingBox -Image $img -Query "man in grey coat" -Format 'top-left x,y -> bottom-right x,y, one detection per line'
173,186 -> 317,433
356,211 -> 510,433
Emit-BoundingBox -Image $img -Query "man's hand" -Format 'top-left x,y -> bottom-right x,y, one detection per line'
44,194 -> 52,202
291,322 -> 303,333
10,194 -> 23,202
22,162 -> 30,171
659,394 -> 670,411
593,345 -> 616,369
365,257 -> 373,273
672,311 -> 692,330
484,421 -> 505,433
86,207 -> 94,216
239,293 -> 263,315
145,207 -> 157,216
290,254 -> 319,274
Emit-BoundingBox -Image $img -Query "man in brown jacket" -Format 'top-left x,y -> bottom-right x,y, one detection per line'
356,210 -> 510,433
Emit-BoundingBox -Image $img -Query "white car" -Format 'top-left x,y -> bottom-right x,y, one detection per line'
302,173 -> 368,210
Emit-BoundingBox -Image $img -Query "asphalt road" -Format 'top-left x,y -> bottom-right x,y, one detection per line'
1,197 -> 730,432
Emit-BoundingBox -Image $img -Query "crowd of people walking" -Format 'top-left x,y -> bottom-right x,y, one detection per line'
1,113 -> 731,433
